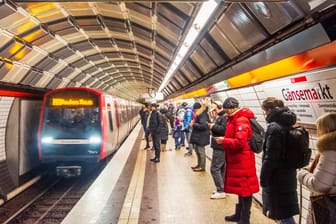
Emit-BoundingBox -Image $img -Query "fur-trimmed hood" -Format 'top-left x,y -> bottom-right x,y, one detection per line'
317,131 -> 336,153
196,103 -> 208,116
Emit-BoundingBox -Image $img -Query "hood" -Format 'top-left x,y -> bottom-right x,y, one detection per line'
231,108 -> 255,119
196,103 -> 208,116
317,131 -> 336,153
266,107 -> 296,126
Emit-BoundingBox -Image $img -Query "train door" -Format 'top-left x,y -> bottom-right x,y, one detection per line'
105,95 -> 119,154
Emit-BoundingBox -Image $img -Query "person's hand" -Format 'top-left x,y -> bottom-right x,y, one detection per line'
189,121 -> 194,127
215,137 -> 224,144
208,123 -> 214,129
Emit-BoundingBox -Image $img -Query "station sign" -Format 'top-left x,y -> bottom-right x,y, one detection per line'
263,68 -> 336,124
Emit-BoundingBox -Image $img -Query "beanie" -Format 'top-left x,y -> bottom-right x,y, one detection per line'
193,102 -> 201,109
222,97 -> 239,109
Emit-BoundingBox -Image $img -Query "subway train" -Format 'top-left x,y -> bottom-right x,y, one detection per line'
37,87 -> 141,176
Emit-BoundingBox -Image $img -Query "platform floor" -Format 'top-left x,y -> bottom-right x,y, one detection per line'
62,124 -> 277,224
117,130 -> 276,224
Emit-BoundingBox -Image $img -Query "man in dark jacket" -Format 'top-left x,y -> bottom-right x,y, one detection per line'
208,101 -> 227,199
147,103 -> 162,162
190,102 -> 210,172
140,103 -> 150,149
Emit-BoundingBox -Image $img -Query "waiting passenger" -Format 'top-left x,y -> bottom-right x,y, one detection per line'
147,103 -> 161,163
297,112 -> 336,224
159,107 -> 169,152
190,102 -> 210,172
260,97 -> 299,224
173,118 -> 183,150
208,101 -> 227,199
140,104 -> 150,149
183,104 -> 194,156
215,97 -> 259,224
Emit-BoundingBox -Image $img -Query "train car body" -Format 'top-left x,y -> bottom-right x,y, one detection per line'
37,87 -> 140,176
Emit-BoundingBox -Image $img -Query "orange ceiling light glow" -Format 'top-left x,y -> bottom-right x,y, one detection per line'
22,29 -> 44,42
172,41 -> 336,101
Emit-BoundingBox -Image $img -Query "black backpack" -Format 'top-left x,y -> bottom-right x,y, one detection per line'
249,118 -> 265,153
283,126 -> 312,168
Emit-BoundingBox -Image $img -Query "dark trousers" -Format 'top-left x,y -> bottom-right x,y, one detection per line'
151,133 -> 161,159
144,127 -> 150,147
238,196 -> 252,224
210,149 -> 225,192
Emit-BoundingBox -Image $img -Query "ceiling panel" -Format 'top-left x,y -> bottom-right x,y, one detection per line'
245,2 -> 304,34
216,3 -> 268,52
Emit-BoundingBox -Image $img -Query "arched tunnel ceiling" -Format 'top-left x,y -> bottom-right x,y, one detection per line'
0,0 -> 335,101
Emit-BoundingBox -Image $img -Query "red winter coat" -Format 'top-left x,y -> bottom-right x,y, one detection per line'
222,108 -> 260,197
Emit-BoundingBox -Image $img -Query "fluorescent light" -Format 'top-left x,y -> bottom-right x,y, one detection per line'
158,0 -> 219,92
41,137 -> 53,144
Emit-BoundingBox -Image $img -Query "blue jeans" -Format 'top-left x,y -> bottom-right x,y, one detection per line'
144,127 -> 150,147
278,217 -> 296,224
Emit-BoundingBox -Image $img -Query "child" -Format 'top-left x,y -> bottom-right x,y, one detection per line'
173,119 -> 183,150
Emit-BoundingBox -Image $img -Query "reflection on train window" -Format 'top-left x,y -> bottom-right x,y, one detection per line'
107,103 -> 114,131
45,107 -> 100,129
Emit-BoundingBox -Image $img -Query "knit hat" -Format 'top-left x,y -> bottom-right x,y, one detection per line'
222,97 -> 239,109
193,102 -> 201,109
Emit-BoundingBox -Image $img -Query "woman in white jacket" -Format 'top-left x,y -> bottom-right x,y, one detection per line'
297,112 -> 336,224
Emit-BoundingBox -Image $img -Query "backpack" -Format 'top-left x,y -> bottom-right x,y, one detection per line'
283,126 -> 312,168
248,118 -> 265,153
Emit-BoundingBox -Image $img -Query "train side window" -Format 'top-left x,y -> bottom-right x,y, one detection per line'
107,103 -> 114,131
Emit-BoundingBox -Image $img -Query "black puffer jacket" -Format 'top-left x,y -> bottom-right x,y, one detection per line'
210,110 -> 227,150
190,105 -> 210,146
260,107 -> 299,219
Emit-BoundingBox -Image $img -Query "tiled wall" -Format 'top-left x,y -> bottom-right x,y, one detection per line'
0,96 -> 14,161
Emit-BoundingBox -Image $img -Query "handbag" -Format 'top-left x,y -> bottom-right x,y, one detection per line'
310,193 -> 336,224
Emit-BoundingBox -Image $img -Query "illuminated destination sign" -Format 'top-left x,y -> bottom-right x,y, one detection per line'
51,98 -> 94,106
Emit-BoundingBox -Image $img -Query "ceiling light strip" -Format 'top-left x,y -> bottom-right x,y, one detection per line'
158,0 -> 219,92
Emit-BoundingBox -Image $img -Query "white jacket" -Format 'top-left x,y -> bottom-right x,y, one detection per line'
297,131 -> 336,194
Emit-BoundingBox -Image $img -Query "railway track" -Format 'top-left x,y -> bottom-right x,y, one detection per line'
0,163 -> 106,224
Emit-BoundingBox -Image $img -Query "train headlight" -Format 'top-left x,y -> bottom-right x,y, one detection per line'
89,136 -> 101,144
41,136 -> 53,144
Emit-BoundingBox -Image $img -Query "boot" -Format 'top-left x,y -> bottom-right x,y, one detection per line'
238,196 -> 252,224
225,203 -> 241,222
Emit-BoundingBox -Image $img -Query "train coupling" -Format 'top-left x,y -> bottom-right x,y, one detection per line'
56,166 -> 82,177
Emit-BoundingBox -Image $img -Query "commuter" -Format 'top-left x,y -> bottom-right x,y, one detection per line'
167,103 -> 175,131
208,101 -> 227,199
159,107 -> 169,152
147,103 -> 161,162
215,97 -> 259,224
176,103 -> 186,147
173,118 -> 183,150
183,104 -> 194,156
190,102 -> 210,172
260,97 -> 299,224
140,103 -> 150,149
297,112 -> 336,224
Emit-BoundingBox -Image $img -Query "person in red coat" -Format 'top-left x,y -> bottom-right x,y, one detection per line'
216,97 -> 259,224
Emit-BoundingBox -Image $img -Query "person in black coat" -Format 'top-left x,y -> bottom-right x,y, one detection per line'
159,107 -> 169,152
140,104 -> 150,149
260,97 -> 299,224
148,103 -> 162,162
190,102 -> 210,172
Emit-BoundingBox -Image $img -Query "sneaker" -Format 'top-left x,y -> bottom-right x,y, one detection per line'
184,152 -> 192,156
210,192 -> 226,199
